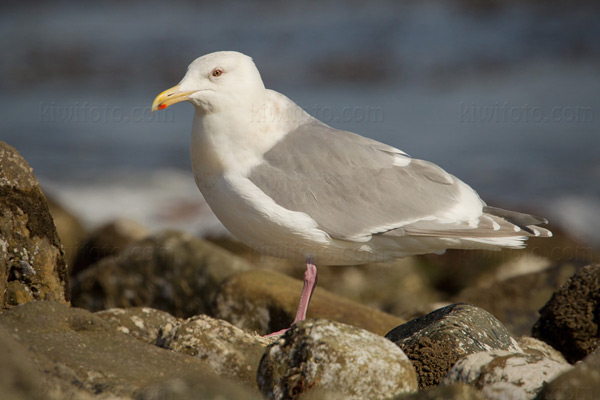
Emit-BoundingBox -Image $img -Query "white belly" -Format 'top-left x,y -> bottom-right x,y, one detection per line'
196,174 -> 329,261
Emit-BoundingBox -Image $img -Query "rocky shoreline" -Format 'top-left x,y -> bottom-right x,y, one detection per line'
1,139 -> 599,400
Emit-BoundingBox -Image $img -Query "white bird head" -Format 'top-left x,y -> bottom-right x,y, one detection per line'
152,51 -> 265,114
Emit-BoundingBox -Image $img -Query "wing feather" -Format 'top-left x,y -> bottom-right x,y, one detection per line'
248,119 -> 485,241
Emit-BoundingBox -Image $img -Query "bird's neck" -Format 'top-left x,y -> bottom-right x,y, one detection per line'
190,90 -> 310,180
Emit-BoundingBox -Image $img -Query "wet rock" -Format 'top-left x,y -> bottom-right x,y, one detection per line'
212,269 -> 405,336
156,315 -> 269,387
0,301 -> 219,398
443,350 -> 572,400
71,230 -> 253,317
138,376 -> 263,400
70,218 -> 148,277
457,261 -> 578,336
46,196 -> 87,271
393,382 -> 488,400
95,307 -> 177,344
535,349 -> 600,400
385,303 -> 521,389
0,327 -> 45,400
532,264 -> 600,363
0,141 -> 69,307
257,319 -> 418,400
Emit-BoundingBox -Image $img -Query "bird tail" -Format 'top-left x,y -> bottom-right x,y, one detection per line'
482,206 -> 552,238
386,205 -> 552,250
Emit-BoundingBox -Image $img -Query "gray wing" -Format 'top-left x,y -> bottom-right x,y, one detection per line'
247,120 -> 474,241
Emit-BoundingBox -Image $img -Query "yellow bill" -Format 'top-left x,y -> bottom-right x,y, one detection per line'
151,85 -> 196,112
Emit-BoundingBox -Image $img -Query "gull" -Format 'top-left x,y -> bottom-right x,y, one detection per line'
152,51 -> 552,336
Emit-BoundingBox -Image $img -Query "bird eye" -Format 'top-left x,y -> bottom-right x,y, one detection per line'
212,68 -> 223,77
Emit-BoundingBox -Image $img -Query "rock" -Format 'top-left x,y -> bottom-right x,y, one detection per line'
518,336 -> 567,364
257,319 -> 418,400
0,301 -> 246,398
212,269 -> 405,336
156,315 -> 268,387
456,261 -> 578,336
415,249 -> 511,296
207,236 -> 299,276
532,264 -> 600,363
0,327 -> 45,400
71,230 -> 253,317
46,196 -> 87,272
70,218 -> 148,277
138,376 -> 264,400
95,307 -> 177,344
491,254 -> 553,282
392,382 -> 488,400
414,224 -> 600,299
535,349 -> 600,400
0,141 -> 69,307
310,259 -> 441,320
208,237 -> 441,321
385,303 -> 521,389
296,389 -> 349,400
443,350 -> 572,400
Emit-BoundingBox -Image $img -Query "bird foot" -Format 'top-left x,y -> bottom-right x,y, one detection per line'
263,327 -> 290,338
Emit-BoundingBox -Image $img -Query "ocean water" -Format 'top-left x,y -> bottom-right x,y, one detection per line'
2,0 -> 599,246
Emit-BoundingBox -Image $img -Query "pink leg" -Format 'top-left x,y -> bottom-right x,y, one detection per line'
265,260 -> 318,337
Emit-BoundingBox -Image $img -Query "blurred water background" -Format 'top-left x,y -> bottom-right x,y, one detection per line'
1,0 -> 599,245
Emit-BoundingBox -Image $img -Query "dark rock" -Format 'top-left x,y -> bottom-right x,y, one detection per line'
212,269 -> 405,336
456,261 -> 578,336
46,196 -> 87,271
532,264 -> 600,363
535,349 -> 600,400
71,230 -> 253,317
156,315 -> 269,387
399,335 -> 460,390
392,382 -> 488,400
385,303 -> 521,389
443,350 -> 571,400
95,307 -> 177,344
257,319 -> 418,400
70,218 -> 148,277
0,327 -> 45,400
0,141 -> 69,307
0,301 -> 228,398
